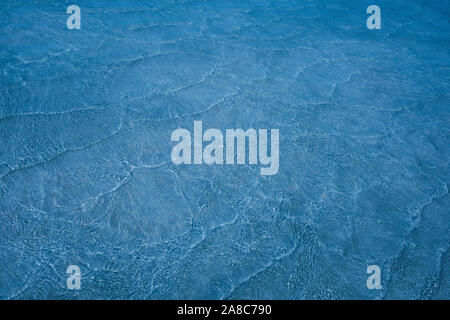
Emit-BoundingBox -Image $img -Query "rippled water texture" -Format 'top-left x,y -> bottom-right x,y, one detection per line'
0,0 -> 449,299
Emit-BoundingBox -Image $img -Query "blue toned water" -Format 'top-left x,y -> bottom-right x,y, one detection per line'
0,0 -> 449,299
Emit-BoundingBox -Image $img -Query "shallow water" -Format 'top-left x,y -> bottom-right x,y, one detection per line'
0,0 -> 449,299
